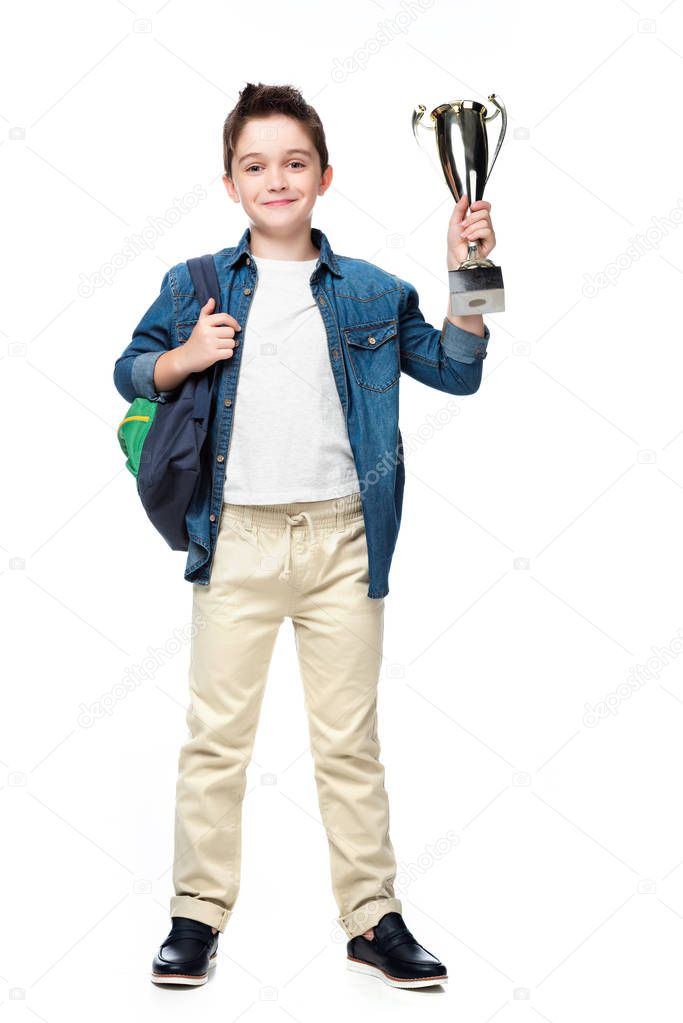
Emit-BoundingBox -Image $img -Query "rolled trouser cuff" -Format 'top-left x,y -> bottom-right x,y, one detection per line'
169,895 -> 231,932
337,897 -> 403,939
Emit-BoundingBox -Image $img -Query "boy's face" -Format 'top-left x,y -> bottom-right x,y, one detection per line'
223,114 -> 332,230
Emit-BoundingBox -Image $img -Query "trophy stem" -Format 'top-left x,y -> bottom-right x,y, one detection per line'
457,238 -> 495,270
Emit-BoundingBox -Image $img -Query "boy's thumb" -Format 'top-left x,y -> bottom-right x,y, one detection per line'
202,296 -> 215,312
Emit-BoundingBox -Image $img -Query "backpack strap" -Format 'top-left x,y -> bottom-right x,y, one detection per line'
186,253 -> 222,311
184,253 -> 222,424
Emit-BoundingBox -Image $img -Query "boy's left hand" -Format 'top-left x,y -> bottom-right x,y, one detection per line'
447,195 -> 496,268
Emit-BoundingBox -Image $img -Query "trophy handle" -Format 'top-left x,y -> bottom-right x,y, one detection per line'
412,104 -> 435,150
484,93 -> 507,185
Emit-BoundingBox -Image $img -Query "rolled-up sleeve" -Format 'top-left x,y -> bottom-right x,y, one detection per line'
396,275 -> 490,395
113,269 -> 180,405
440,317 -> 490,364
129,350 -> 172,401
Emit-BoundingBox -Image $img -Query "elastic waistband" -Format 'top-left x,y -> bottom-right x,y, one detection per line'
222,490 -> 363,532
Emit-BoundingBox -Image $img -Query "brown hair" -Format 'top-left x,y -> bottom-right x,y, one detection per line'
223,82 -> 329,180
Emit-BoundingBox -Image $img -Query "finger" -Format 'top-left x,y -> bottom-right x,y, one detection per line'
200,297 -> 216,315
469,200 -> 491,211
212,339 -> 236,355
461,210 -> 490,227
450,196 -> 468,216
206,313 -> 241,330
461,219 -> 490,235
462,226 -> 493,240
450,201 -> 470,230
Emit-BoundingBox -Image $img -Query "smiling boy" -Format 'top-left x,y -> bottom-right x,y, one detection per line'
114,82 -> 495,990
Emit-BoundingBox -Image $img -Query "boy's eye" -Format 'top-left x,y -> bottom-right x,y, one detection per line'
245,161 -> 305,173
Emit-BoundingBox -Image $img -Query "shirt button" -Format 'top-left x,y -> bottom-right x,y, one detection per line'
209,513 -> 216,522
318,295 -> 325,305
368,336 -> 376,344
243,287 -> 251,295
224,398 -> 232,407
233,339 -> 239,347
246,257 -> 250,265
216,454 -> 225,463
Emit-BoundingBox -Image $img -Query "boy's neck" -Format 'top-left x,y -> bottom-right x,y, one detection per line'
247,222 -> 320,262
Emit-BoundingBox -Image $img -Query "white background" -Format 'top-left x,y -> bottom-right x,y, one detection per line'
2,0 -> 683,1018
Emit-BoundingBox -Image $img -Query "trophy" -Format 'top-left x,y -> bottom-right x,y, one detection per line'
412,96 -> 506,315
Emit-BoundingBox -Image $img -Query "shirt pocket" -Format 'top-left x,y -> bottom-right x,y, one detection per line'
342,319 -> 400,392
176,321 -> 195,345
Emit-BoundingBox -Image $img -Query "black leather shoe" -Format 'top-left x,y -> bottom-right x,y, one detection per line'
151,916 -> 219,986
347,911 -> 448,988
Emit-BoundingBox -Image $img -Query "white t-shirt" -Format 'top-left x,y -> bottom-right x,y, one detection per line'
222,254 -> 360,504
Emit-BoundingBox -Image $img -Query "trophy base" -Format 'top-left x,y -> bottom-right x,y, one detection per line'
449,265 -> 505,316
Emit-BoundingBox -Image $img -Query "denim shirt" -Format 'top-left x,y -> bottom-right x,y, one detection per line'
113,226 -> 490,598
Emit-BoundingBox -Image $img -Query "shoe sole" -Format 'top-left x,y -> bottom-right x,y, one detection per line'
150,952 -> 217,986
347,956 -> 448,988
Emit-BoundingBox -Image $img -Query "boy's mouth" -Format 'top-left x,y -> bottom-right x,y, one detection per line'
262,199 -> 297,206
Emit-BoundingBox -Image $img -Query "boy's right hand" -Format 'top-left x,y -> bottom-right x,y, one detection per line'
180,297 -> 242,373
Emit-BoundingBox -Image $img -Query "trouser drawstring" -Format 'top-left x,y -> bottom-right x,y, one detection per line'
279,511 -> 314,580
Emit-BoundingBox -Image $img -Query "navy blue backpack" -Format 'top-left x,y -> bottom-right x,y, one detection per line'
117,254 -> 222,551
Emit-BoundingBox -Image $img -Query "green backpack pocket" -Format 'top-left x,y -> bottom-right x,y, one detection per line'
117,397 -> 158,478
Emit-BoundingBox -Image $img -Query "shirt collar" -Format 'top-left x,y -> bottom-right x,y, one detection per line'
226,225 -> 343,277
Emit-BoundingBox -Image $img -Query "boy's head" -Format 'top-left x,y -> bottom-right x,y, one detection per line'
222,82 -> 333,233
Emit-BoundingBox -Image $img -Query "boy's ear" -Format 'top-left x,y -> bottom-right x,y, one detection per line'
319,165 -> 333,195
222,173 -> 240,203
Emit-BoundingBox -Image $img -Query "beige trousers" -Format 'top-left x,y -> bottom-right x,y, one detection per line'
169,491 -> 402,939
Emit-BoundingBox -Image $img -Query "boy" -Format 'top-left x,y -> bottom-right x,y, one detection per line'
113,82 -> 495,990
